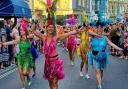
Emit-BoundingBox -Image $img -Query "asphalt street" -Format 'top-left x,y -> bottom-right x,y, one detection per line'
0,46 -> 128,89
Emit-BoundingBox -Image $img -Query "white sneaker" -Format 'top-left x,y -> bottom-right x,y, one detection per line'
85,74 -> 90,79
98,85 -> 103,89
57,43 -> 60,46
120,56 -> 124,59
28,81 -> 31,86
80,72 -> 84,77
21,87 -> 25,89
116,52 -> 118,55
62,48 -> 65,50
66,48 -> 68,51
21,84 -> 26,89
71,62 -> 74,66
125,57 -> 128,60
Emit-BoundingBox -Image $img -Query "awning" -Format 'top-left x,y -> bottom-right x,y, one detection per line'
0,0 -> 32,18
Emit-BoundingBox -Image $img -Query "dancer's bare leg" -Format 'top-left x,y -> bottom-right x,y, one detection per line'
48,78 -> 58,89
94,66 -> 102,89
69,51 -> 74,65
18,65 -> 25,87
80,54 -> 89,78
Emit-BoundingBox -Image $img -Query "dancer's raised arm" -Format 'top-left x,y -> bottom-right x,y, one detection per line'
89,30 -> 99,37
31,24 -> 45,40
106,37 -> 123,51
56,26 -> 83,40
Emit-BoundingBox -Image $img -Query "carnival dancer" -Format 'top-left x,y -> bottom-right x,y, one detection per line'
62,26 -> 68,51
67,26 -> 77,65
88,26 -> 123,89
79,23 -> 100,79
31,23 -> 83,89
28,29 -> 39,77
79,25 -> 90,78
3,26 -> 34,89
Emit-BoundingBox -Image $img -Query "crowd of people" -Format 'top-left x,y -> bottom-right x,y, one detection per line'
104,22 -> 128,59
0,19 -> 15,69
0,17 -> 127,89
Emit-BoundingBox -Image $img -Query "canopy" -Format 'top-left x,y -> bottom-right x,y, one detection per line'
0,0 -> 32,18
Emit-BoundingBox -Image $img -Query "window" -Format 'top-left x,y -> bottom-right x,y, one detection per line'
78,0 -> 82,6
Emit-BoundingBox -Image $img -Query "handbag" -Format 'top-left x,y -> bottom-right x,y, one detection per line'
30,41 -> 39,59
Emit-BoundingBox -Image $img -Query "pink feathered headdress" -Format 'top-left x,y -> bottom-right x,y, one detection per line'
20,18 -> 29,32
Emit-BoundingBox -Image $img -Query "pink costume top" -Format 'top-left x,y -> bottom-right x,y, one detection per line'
67,35 -> 77,52
43,36 -> 64,80
43,37 -> 58,58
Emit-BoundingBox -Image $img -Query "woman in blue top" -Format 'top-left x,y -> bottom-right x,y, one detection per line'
88,26 -> 123,89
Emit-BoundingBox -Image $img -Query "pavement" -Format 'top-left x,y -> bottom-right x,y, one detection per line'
0,46 -> 128,89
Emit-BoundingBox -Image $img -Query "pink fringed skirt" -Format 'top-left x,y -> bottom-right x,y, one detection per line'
43,58 -> 64,80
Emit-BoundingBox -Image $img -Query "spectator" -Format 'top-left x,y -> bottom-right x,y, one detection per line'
0,20 -> 10,69
104,25 -> 111,39
10,25 -> 20,64
121,36 -> 128,60
121,24 -> 128,59
110,24 -> 121,55
5,19 -> 13,65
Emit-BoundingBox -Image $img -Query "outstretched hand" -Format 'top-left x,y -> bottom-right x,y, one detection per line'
2,42 -> 7,47
118,48 -> 123,51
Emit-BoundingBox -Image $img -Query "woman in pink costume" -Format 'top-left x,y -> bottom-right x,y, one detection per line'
31,24 -> 82,89
67,26 -> 77,65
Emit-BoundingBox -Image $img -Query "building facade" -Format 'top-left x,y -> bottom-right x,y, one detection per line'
85,0 -> 128,20
86,0 -> 108,21
28,0 -> 74,16
28,0 -> 88,15
72,0 -> 86,14
108,0 -> 128,18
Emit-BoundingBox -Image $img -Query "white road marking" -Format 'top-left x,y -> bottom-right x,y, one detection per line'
0,68 -> 17,80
